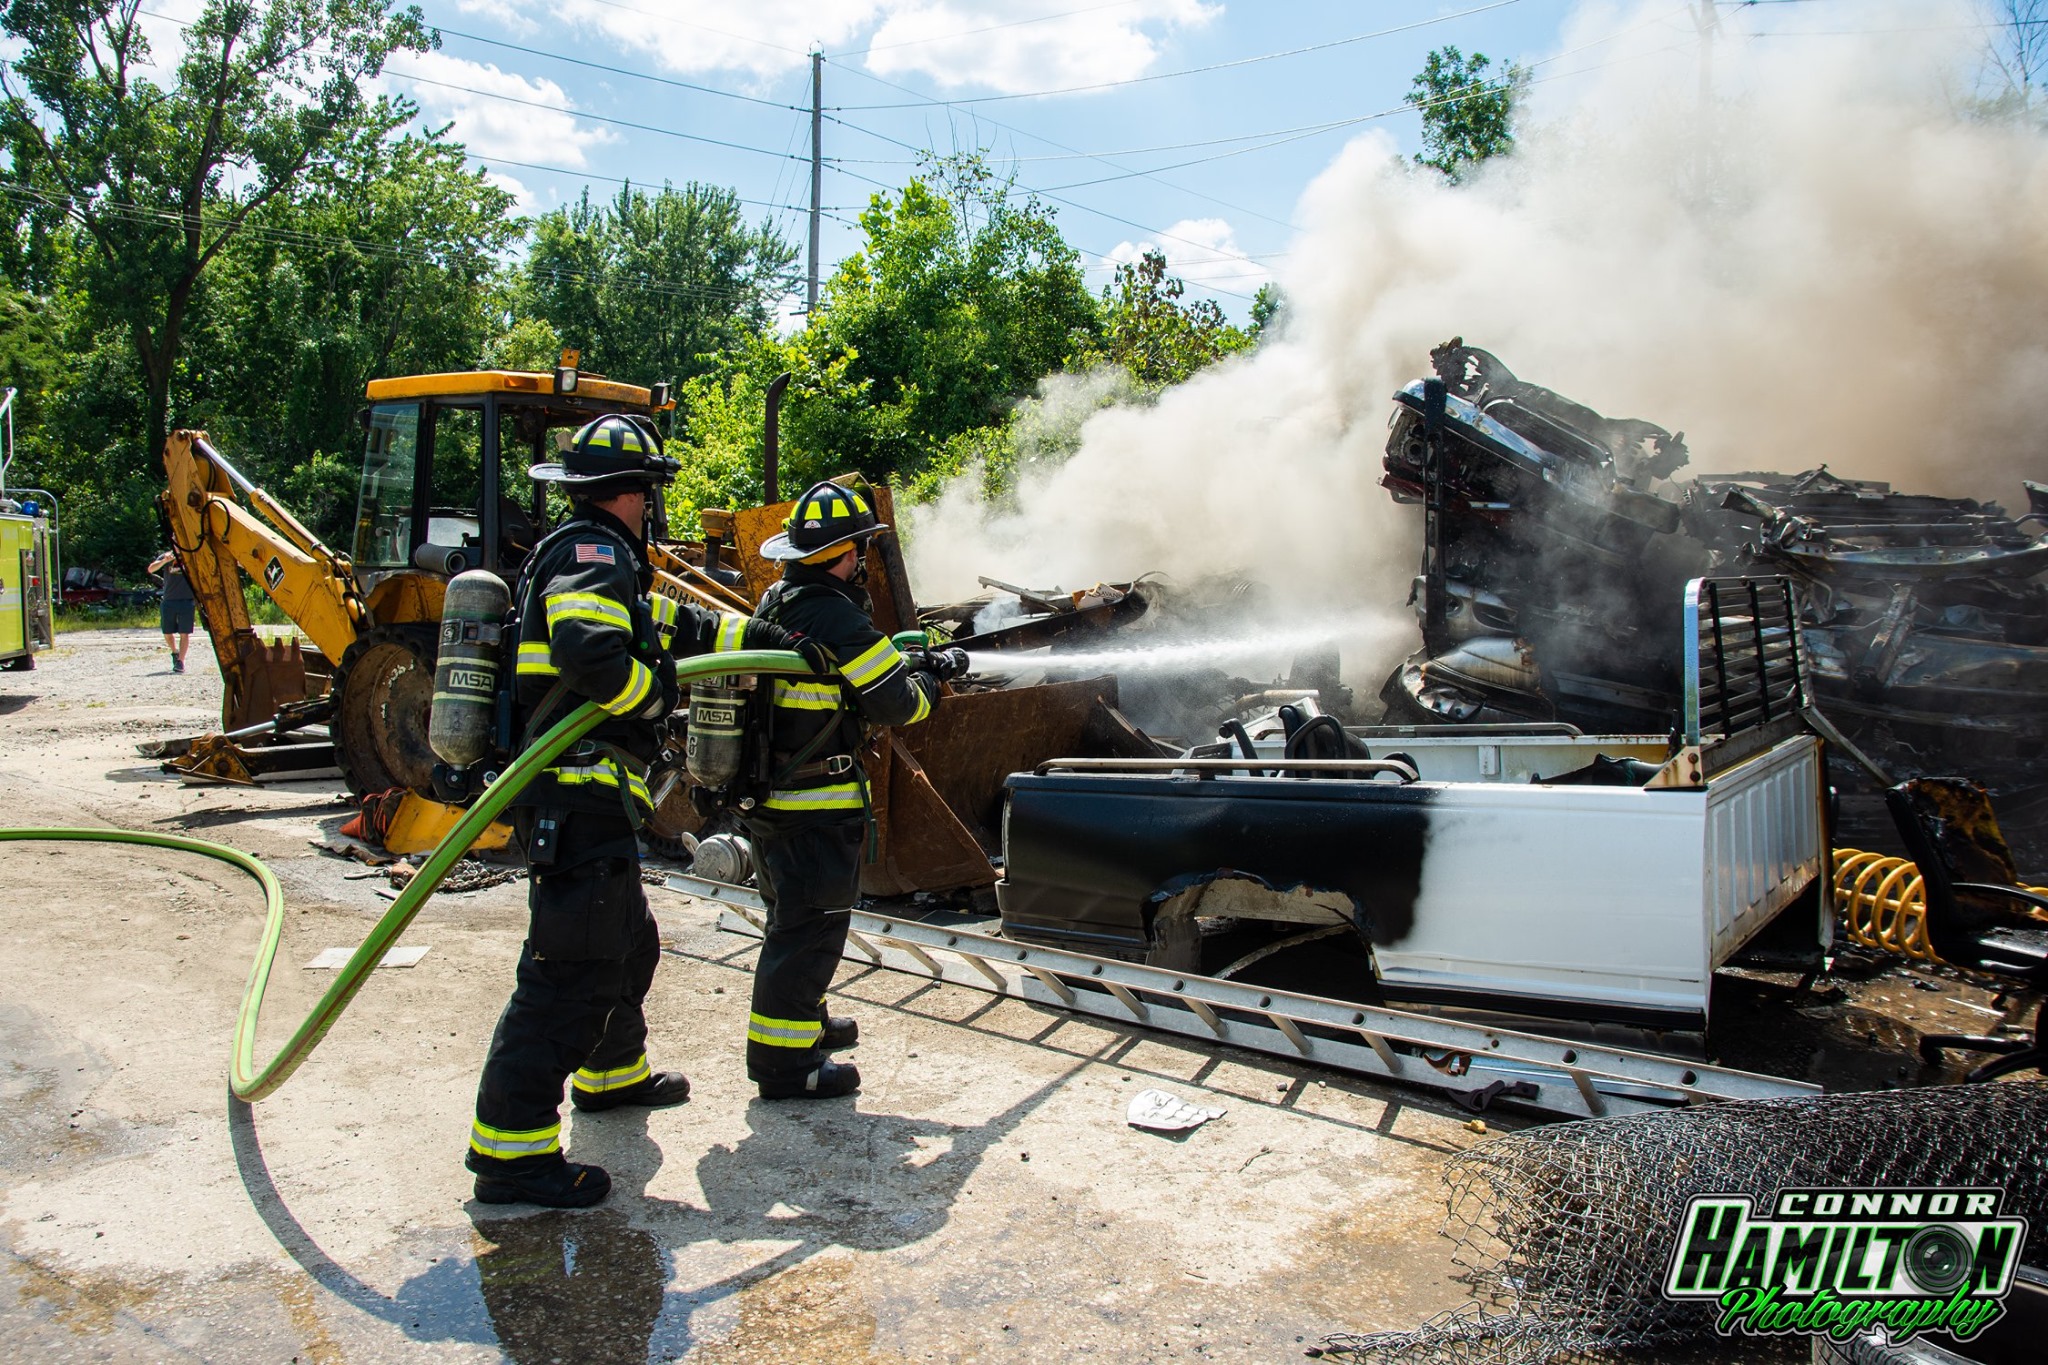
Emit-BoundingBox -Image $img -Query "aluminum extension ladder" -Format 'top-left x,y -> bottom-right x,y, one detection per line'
668,874 -> 1819,1121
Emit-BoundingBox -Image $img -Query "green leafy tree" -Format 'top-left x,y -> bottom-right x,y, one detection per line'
481,316 -> 563,373
1249,282 -> 1284,338
664,328 -> 864,533
521,182 -> 795,389
1407,45 -> 1529,182
0,0 -> 432,466
1074,248 -> 1253,387
807,153 -> 1101,484
183,130 -> 521,543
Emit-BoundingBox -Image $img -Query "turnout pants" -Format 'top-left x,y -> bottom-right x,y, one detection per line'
740,818 -> 864,1083
468,813 -> 660,1175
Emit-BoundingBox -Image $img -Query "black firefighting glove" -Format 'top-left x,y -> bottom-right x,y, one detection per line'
905,646 -> 968,682
743,617 -> 837,675
647,651 -> 679,719
789,633 -> 837,676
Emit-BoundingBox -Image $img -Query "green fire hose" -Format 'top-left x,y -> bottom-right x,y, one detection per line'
0,649 -> 809,1102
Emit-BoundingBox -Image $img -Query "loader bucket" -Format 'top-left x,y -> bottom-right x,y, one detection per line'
223,632 -> 314,732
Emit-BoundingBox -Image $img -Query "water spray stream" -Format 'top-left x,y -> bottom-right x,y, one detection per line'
963,614 -> 1384,677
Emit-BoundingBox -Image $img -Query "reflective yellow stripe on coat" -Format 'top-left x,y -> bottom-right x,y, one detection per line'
649,594 -> 681,646
763,782 -> 863,812
549,760 -> 651,806
599,658 -> 656,716
840,636 -> 904,689
543,591 -> 632,632
771,679 -> 842,711
515,641 -> 560,677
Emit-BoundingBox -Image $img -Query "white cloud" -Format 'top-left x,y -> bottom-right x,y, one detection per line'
446,0 -> 543,35
388,50 -> 616,170
453,2 -> 1215,90
1102,216 -> 1270,298
864,0 -> 1220,94
553,0 -> 879,81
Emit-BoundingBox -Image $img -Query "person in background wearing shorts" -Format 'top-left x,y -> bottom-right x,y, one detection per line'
146,549 -> 195,673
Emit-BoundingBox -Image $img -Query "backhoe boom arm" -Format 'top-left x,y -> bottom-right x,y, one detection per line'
160,430 -> 364,729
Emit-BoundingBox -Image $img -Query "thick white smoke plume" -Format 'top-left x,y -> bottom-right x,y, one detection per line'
905,0 -> 2048,676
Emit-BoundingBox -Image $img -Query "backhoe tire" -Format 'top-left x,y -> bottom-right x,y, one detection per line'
331,624 -> 439,797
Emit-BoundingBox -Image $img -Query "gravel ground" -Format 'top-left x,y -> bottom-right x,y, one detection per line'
0,630 -> 1489,1363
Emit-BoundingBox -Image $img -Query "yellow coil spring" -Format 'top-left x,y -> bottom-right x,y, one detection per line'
1832,849 -> 2048,963
1832,849 -> 1933,961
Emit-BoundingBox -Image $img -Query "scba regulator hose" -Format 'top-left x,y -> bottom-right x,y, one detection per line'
0,650 -> 811,1102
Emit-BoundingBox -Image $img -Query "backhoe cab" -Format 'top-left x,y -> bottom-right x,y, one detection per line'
353,363 -> 673,585
333,363 -> 680,798
159,361 -> 724,850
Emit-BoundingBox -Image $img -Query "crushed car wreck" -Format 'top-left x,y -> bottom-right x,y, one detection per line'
1381,339 -> 2048,867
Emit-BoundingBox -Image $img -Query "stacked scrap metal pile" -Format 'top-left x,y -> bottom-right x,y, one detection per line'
1381,340 -> 2048,866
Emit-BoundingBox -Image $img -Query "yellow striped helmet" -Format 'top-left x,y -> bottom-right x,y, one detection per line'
530,414 -> 680,491
758,479 -> 888,561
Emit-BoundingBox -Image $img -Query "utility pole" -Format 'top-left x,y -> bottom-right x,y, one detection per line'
807,51 -> 822,321
1692,0 -> 1718,190
1693,0 -> 1718,118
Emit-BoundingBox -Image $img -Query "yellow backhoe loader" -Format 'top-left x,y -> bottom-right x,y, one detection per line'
160,360 -> 1156,883
159,362 -> 743,851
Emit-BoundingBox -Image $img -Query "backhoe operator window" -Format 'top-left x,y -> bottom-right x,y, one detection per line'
354,403 -> 420,570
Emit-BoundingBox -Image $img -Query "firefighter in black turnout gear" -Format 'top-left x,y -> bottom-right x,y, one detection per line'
467,414 -> 821,1209
743,480 -> 959,1099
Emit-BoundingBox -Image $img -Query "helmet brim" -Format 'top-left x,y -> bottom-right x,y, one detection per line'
758,524 -> 887,561
530,462 -> 671,490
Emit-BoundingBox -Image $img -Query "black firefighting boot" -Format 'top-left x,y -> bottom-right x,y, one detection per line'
758,1060 -> 861,1100
569,1071 -> 692,1114
820,1016 -> 859,1051
472,1159 -> 612,1209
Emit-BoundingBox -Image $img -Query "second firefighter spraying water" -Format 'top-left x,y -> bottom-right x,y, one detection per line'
736,479 -> 965,1100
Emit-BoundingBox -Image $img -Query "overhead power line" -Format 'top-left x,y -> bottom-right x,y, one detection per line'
117,2 -> 1291,274
125,8 -> 816,167
832,0 -> 1524,109
434,26 -> 806,110
1000,15 -> 1706,193
463,153 -> 826,213
389,69 -> 808,163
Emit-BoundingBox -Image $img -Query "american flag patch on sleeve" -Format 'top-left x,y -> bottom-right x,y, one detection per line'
574,542 -> 616,565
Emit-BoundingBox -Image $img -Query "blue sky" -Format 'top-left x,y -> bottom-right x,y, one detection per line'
387,0 -> 1608,319
19,3 -> 2015,322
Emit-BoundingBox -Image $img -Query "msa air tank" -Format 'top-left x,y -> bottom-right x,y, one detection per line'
429,569 -> 511,768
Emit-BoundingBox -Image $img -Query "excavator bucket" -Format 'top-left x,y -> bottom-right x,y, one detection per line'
222,633 -> 314,732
